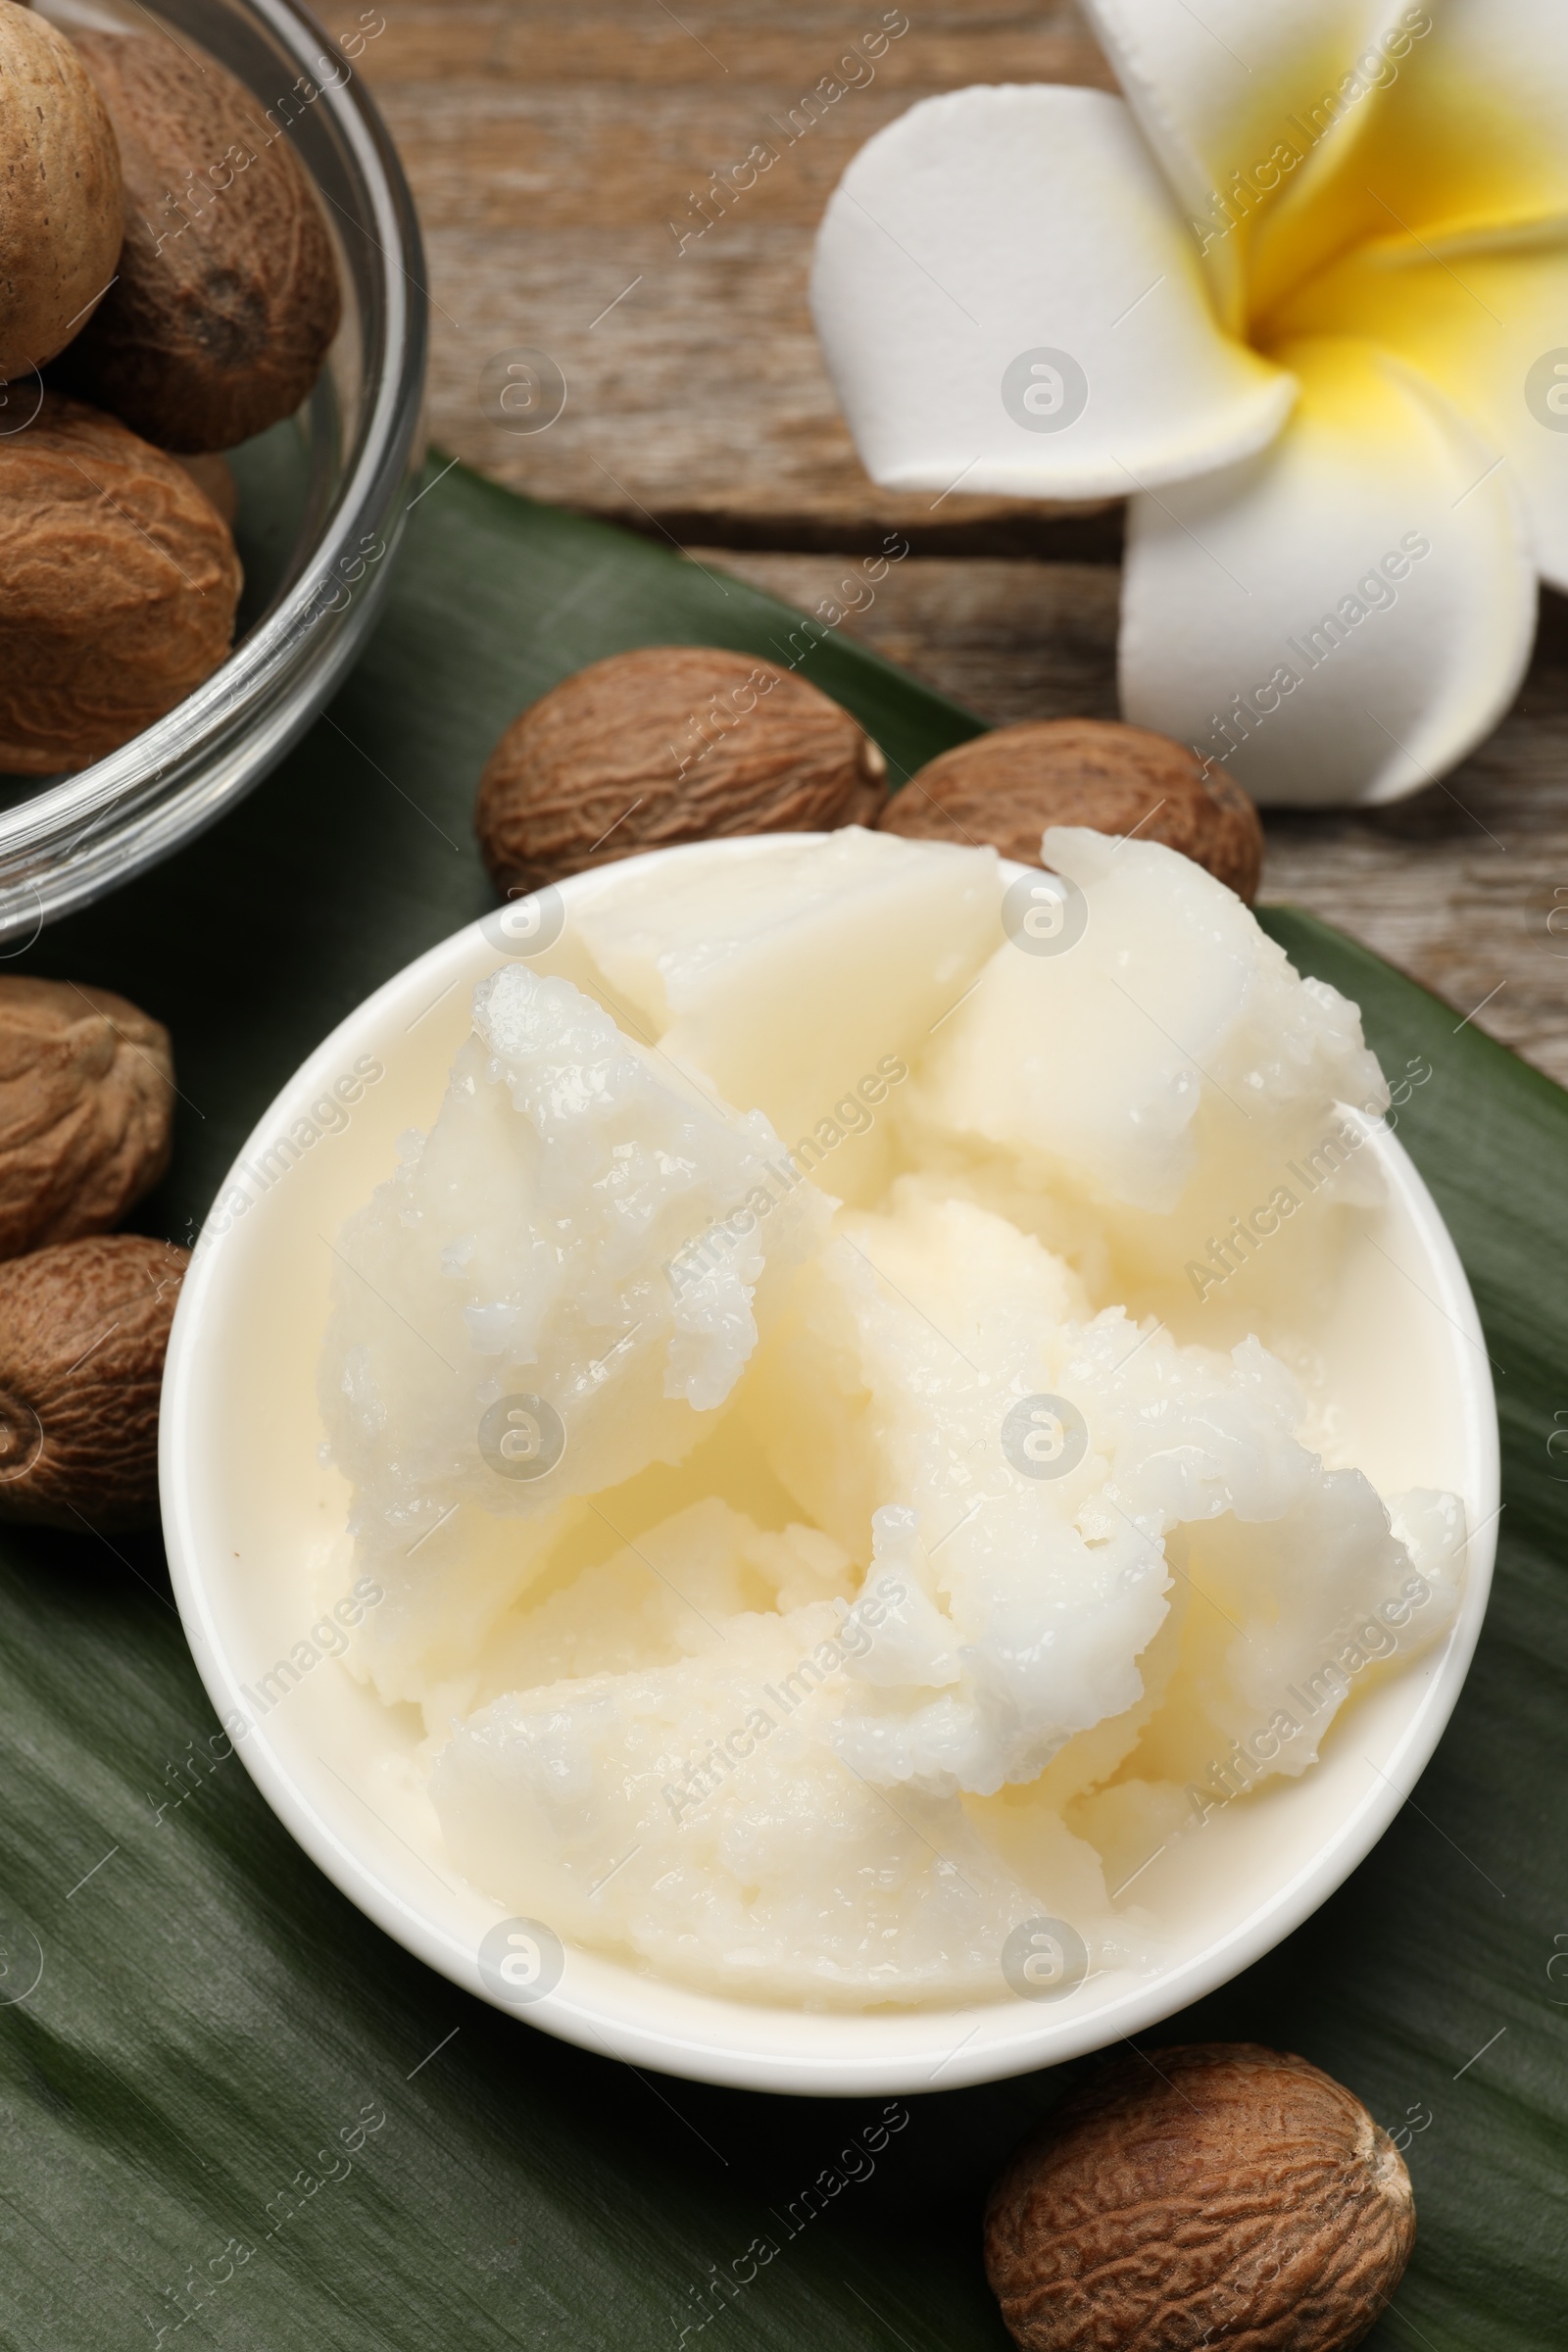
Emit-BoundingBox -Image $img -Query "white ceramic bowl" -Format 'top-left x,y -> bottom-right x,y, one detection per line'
162,839 -> 1499,2096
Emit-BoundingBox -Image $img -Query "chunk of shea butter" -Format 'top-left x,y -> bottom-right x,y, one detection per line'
571,828 -> 1000,1201
318,964 -> 830,1703
1121,1484 -> 1464,1797
1070,1487 -> 1466,1892
466,1496 -> 857,1709
746,1178 -> 1446,1802
906,828 -> 1388,1304
429,1555 -> 1118,2007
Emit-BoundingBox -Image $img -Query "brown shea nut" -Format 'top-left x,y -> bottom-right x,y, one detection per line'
0,1233 -> 188,1531
0,392 -> 242,773
54,27 -> 341,452
882,718 -> 1265,903
0,0 -> 123,382
0,977 -> 174,1259
985,2042 -> 1415,2352
475,646 -> 888,893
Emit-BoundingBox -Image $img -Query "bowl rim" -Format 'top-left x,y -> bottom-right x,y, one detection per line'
161,837 -> 1501,2095
0,0 -> 429,944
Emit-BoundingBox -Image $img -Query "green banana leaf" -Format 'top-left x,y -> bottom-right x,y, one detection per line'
1,464 -> 1562,2352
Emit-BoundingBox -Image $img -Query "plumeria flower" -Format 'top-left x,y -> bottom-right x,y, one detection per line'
811,1 -> 1568,807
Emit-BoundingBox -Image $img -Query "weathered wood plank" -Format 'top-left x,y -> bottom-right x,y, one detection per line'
320,0 -> 1112,537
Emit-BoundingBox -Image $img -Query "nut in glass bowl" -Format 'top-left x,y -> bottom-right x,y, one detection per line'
0,0 -> 427,944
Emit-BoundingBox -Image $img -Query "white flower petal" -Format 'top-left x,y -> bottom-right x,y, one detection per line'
1119,337 -> 1537,808
809,83 -> 1293,502
1269,238 -> 1568,591
1082,0 -> 1423,319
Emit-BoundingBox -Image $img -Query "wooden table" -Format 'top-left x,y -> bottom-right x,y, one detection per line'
318,0 -> 1568,1084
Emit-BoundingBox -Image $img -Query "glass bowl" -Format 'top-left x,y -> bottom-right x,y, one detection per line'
3,0 -> 428,944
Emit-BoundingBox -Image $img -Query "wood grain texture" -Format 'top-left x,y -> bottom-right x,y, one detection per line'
316,0 -> 1567,1083
318,0 -> 1112,538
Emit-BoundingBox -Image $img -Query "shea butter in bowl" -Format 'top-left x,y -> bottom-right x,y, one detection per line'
163,828 -> 1497,2095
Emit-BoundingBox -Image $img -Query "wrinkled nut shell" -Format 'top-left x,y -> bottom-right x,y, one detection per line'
55,28 -> 341,452
0,977 -> 173,1258
985,2043 -> 1415,2352
0,0 -> 123,382
0,1233 -> 188,1530
0,392 -> 242,773
475,645 -> 887,893
882,718 -> 1265,903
